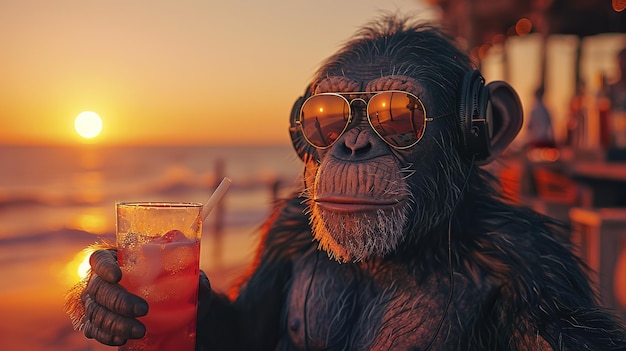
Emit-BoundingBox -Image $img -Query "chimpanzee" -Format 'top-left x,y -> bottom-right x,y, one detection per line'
66,14 -> 626,350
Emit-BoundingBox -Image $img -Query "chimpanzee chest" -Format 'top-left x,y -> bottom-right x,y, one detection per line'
282,253 -> 484,351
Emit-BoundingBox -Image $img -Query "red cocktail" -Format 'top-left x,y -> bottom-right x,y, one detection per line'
116,202 -> 202,351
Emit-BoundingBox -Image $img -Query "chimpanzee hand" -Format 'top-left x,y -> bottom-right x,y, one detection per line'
80,249 -> 148,346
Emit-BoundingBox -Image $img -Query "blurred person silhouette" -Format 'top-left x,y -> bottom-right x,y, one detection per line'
608,47 -> 626,148
566,80 -> 587,147
609,47 -> 626,112
526,85 -> 556,149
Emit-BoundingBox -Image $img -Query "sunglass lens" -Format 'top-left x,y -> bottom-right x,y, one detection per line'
368,92 -> 426,148
300,94 -> 350,148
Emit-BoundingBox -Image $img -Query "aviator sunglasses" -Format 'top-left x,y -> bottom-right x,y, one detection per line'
297,90 -> 435,149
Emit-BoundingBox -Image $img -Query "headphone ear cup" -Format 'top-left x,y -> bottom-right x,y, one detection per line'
289,96 -> 304,130
458,70 -> 492,162
289,89 -> 315,161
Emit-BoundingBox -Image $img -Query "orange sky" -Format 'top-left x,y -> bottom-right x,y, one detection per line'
2,1 -> 625,147
0,0 -> 436,146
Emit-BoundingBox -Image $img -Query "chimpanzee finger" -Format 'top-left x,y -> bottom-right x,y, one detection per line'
90,249 -> 122,283
86,274 -> 148,317
83,293 -> 146,340
83,319 -> 128,346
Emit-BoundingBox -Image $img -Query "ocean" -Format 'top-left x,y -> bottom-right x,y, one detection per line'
0,144 -> 304,351
0,144 -> 303,240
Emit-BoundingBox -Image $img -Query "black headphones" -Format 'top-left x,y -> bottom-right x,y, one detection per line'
288,86 -> 313,161
289,71 -> 494,162
458,70 -> 493,162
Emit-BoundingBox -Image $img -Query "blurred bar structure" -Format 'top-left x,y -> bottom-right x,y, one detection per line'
425,0 -> 626,80
570,207 -> 626,321
426,0 -> 626,321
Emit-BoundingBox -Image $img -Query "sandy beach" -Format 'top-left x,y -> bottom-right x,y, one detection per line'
0,226 -> 258,351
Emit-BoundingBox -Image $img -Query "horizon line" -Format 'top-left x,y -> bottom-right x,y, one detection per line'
0,140 -> 294,147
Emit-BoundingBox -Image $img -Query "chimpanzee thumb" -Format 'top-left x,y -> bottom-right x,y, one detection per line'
90,249 -> 122,283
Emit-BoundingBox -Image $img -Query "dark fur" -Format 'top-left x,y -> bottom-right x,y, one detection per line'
194,14 -> 626,351
197,188 -> 626,350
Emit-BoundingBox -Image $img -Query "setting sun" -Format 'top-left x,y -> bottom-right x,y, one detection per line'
74,111 -> 103,139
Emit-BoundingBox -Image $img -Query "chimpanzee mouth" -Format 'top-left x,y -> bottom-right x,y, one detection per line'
314,196 -> 405,213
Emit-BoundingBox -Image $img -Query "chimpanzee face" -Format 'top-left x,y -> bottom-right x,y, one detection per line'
300,72 -> 464,263
290,20 -> 522,263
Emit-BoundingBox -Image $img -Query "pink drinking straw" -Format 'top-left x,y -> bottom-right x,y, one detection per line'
201,177 -> 232,221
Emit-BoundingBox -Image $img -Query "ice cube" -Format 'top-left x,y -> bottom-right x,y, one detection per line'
162,240 -> 199,274
162,229 -> 186,242
142,270 -> 198,305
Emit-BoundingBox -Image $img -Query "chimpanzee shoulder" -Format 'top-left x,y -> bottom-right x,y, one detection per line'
257,184 -> 626,351
455,177 -> 626,350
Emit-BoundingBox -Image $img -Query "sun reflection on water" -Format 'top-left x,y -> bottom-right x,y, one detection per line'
64,249 -> 94,285
71,209 -> 110,234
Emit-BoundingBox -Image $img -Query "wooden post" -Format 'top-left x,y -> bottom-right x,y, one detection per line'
271,178 -> 281,204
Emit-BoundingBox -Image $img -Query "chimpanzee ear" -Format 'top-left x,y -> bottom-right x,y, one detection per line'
479,81 -> 523,165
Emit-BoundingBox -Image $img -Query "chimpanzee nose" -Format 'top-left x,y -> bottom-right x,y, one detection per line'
329,100 -> 388,161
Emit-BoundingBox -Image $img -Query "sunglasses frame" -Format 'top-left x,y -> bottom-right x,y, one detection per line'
297,90 -> 433,150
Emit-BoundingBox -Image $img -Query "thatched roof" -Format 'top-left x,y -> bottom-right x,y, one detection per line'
426,0 -> 626,50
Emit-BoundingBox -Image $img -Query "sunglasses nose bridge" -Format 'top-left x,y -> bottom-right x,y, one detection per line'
348,98 -> 368,123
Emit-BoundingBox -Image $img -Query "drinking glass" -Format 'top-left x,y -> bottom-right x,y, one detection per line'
116,202 -> 203,351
